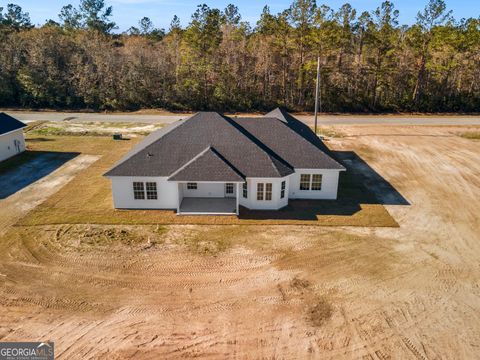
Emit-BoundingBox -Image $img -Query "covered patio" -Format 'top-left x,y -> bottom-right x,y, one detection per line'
179,197 -> 237,215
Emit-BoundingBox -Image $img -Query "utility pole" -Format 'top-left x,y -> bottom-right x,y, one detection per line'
314,55 -> 321,135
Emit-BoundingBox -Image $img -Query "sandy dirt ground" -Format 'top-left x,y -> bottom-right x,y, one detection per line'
4,110 -> 480,126
0,125 -> 479,359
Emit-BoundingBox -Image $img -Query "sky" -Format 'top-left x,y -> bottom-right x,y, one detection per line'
6,0 -> 479,32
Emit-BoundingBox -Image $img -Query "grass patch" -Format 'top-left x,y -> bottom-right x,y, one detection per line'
28,122 -> 164,137
18,135 -> 397,227
175,226 -> 241,255
30,126 -> 113,137
313,126 -> 346,138
459,132 -> 480,140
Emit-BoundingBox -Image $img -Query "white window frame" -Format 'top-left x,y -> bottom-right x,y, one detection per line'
187,182 -> 198,190
256,183 -> 264,201
257,182 -> 272,201
300,174 -> 311,190
146,182 -> 158,200
281,181 -> 286,199
133,182 -> 145,200
311,174 -> 322,191
265,183 -> 272,201
225,183 -> 234,194
300,174 -> 323,191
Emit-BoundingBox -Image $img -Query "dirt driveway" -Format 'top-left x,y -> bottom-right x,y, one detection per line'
0,125 -> 479,359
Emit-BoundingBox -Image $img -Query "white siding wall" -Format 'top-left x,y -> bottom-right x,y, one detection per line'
289,169 -> 341,200
181,182 -> 230,198
108,169 -> 342,211
239,177 -> 289,210
109,176 -> 178,209
0,129 -> 25,162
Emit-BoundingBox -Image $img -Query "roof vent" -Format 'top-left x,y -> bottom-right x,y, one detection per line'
147,152 -> 153,158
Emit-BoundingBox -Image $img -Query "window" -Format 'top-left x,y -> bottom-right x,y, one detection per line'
256,183 -> 272,201
146,182 -> 158,200
133,182 -> 145,200
225,183 -> 234,194
311,174 -> 322,191
300,174 -> 311,190
187,183 -> 197,190
257,183 -> 264,201
242,182 -> 248,198
281,181 -> 286,199
265,183 -> 272,200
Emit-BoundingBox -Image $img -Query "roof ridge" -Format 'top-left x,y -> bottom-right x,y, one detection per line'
220,114 -> 293,177
167,145 -> 213,179
208,146 -> 245,179
167,144 -> 245,182
262,110 -> 345,170
266,115 -> 345,169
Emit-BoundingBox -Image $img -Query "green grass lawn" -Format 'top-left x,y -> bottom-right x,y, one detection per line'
18,135 -> 398,227
459,132 -> 480,140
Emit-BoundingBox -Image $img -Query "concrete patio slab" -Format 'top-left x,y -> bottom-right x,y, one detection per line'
179,197 -> 236,215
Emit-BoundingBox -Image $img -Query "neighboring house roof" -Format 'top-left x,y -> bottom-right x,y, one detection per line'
168,146 -> 245,182
0,113 -> 27,136
104,109 -> 344,179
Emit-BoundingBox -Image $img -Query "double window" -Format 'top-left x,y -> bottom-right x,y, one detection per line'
187,182 -> 197,190
257,183 -> 272,201
299,174 -> 323,191
133,181 -> 157,200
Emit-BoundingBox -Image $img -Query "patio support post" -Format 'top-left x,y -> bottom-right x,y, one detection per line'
177,183 -> 181,215
236,183 -> 240,215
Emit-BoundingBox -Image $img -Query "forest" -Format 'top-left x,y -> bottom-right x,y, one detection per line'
0,0 -> 478,112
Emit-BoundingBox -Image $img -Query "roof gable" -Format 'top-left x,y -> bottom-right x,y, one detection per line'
168,146 -> 245,182
265,107 -> 331,152
105,112 -> 293,178
0,113 -> 27,135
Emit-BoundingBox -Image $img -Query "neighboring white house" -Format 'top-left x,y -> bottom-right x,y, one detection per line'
0,113 -> 27,163
105,109 -> 345,215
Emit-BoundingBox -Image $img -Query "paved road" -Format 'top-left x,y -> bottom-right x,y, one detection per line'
4,111 -> 480,126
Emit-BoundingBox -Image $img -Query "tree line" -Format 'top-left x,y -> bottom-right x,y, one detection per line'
0,0 -> 478,112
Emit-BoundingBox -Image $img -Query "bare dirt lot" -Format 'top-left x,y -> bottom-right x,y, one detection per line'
0,124 -> 479,359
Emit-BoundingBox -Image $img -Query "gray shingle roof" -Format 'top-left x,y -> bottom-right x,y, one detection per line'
105,112 -> 293,178
265,107 -> 332,152
168,146 -> 245,182
104,109 -> 344,179
0,113 -> 27,135
232,117 -> 345,170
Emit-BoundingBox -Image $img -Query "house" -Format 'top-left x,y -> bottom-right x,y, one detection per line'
0,113 -> 27,162
104,109 -> 345,215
